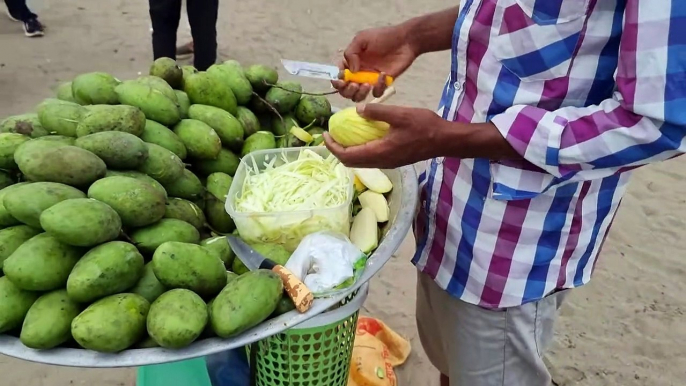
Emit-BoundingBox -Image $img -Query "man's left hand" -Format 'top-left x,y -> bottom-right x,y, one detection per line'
324,104 -> 446,168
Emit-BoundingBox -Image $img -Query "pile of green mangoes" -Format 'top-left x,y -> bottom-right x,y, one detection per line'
0,57 -> 327,353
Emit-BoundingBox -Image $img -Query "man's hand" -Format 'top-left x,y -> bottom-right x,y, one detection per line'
333,25 -> 419,102
324,103 -> 446,168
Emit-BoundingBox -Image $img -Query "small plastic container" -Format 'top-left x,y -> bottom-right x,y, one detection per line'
225,147 -> 354,252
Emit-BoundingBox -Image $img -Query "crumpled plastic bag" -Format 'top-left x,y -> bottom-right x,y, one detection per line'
348,316 -> 411,386
284,231 -> 365,294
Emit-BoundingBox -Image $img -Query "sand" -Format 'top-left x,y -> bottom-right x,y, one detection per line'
1,0 -> 685,385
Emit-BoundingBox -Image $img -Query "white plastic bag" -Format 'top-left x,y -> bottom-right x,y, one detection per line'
285,231 -> 365,294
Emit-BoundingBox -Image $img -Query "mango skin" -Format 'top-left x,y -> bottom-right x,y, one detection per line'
184,71 -> 238,115
264,81 -> 303,114
36,100 -> 86,137
137,143 -> 185,185
0,226 -> 40,270
0,171 -> 13,190
15,145 -> 107,188
66,241 -> 145,303
147,289 -> 208,349
140,119 -> 188,160
71,293 -> 150,353
172,119 -> 222,160
75,104 -> 147,138
137,75 -> 178,103
244,64 -> 278,93
75,131 -> 149,170
88,176 -> 167,228
0,182 -> 30,228
205,172 -> 235,233
207,63 -> 253,106
162,168 -> 203,201
40,198 -> 122,247
232,242 -> 291,275
192,148 -> 240,177
20,289 -> 82,349
3,182 -> 87,229
241,131 -> 276,158
0,276 -> 39,333
71,72 -> 121,105
201,236 -> 235,267
235,106 -> 260,137
149,57 -> 183,90
0,133 -> 31,170
130,218 -> 200,255
175,90 -> 190,118
105,170 -> 168,199
2,233 -> 84,292
56,82 -> 78,103
130,262 -> 167,303
0,113 -> 49,138
152,241 -> 227,298
165,198 -> 206,230
210,270 -> 283,338
115,80 -> 181,126
295,95 -> 332,126
188,104 -> 244,152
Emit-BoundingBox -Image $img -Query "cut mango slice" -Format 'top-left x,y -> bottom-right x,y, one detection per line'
358,190 -> 389,222
350,208 -> 378,254
351,168 -> 392,194
353,175 -> 367,194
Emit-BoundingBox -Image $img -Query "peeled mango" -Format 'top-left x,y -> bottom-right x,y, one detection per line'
130,218 -> 200,255
264,81 -> 303,114
328,107 -> 390,147
130,262 -> 167,303
115,80 -> 181,126
295,95 -> 332,126
235,106 -> 260,137
16,145 -> 107,187
140,119 -> 187,159
201,236 -> 235,266
152,241 -> 227,298
137,143 -> 185,185
193,148 -> 240,177
0,133 -> 30,169
75,131 -> 149,169
183,71 -> 237,115
149,57 -> 183,90
20,289 -> 81,349
205,172 -> 235,233
75,104 -> 146,137
56,82 -> 77,103
165,198 -> 206,230
207,63 -> 252,105
188,104 -> 244,151
36,99 -> 86,137
210,270 -> 283,338
2,233 -> 84,291
71,293 -> 150,353
0,276 -> 39,333
88,176 -> 167,228
244,64 -> 278,93
66,241 -> 145,303
105,170 -> 168,199
40,198 -> 122,247
172,119 -> 222,160
147,289 -> 208,348
0,113 -> 48,138
3,182 -> 87,228
71,72 -> 121,105
0,182 -> 29,228
162,168 -> 203,200
0,225 -> 40,269
137,75 -> 178,103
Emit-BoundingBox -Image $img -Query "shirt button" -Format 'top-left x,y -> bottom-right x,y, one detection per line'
453,82 -> 463,90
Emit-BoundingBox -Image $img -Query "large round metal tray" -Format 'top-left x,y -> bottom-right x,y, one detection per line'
0,165 -> 418,368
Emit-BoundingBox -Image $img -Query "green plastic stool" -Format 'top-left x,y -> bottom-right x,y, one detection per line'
137,357 -> 212,386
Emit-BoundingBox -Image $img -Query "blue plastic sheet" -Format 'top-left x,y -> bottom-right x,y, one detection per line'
137,349 -> 250,386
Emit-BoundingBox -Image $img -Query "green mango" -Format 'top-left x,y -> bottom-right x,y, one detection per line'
88,176 -> 167,228
272,295 -> 296,317
71,72 -> 121,105
149,57 -> 183,90
2,233 -> 84,291
210,270 -> 283,338
130,262 -> 167,303
137,75 -> 178,103
295,95 -> 332,126
207,63 -> 253,105
187,104 -> 244,151
241,131 -> 276,157
201,236 -> 234,267
130,218 -> 200,255
71,293 -> 150,353
36,99 -> 86,137
0,113 -> 48,138
75,131 -> 149,169
244,64 -> 278,93
0,182 -> 29,228
192,148 -> 240,177
75,104 -> 146,137
40,198 -> 122,247
56,82 -> 78,103
147,289 -> 208,349
20,289 -> 81,349
162,168 -> 203,200
172,119 -> 222,160
115,80 -> 181,126
137,143 -> 185,185
0,171 -> 13,190
175,90 -> 190,118
183,71 -> 237,115
140,119 -> 187,159
205,172 -> 235,233
105,170 -> 168,199
0,276 -> 39,333
235,106 -> 260,137
165,198 -> 206,230
16,145 -> 106,187
152,241 -> 226,298
232,242 -> 291,275
66,241 -> 145,303
0,133 -> 30,170
271,113 -> 299,136
3,182 -> 87,228
0,225 -> 40,269
264,81 -> 302,114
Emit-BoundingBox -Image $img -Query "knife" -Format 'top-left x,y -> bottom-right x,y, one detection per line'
281,59 -> 394,86
227,235 -> 314,313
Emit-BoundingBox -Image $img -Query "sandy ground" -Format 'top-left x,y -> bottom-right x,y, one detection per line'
2,0 -> 686,385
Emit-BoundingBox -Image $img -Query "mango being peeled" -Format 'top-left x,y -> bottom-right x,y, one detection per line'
328,107 -> 389,147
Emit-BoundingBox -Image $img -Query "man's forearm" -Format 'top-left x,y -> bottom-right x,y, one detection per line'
402,7 -> 460,56
434,120 -> 522,161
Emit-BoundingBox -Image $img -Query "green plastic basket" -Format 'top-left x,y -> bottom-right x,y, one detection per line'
251,284 -> 369,386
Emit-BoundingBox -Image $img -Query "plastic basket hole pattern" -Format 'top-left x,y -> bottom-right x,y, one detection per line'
255,311 -> 360,386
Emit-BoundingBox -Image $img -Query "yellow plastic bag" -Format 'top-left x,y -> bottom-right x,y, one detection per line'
348,316 -> 411,386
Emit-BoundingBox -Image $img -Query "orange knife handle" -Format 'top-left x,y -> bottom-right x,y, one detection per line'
272,265 -> 314,313
341,69 -> 394,86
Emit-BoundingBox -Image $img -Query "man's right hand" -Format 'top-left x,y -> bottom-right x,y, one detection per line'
333,24 -> 419,102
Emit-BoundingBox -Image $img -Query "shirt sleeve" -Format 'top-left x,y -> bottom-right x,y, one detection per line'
489,0 -> 686,200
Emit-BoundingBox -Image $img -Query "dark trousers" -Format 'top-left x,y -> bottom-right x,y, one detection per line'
4,0 -> 36,22
149,0 -> 218,71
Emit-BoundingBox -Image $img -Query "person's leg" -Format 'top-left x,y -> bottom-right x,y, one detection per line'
416,271 -> 450,385
185,0 -> 218,71
4,0 -> 36,21
149,0 -> 182,61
